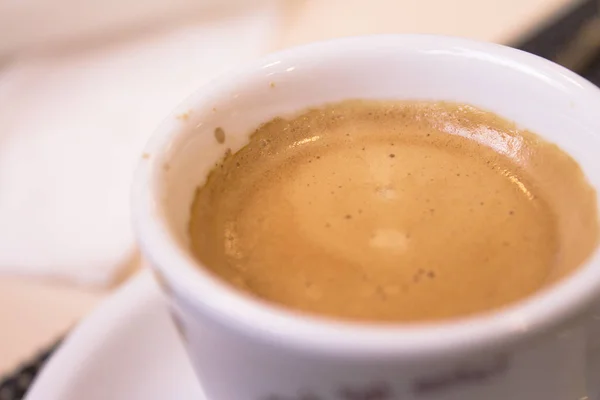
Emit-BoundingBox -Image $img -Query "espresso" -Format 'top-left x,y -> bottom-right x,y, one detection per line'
189,100 -> 598,323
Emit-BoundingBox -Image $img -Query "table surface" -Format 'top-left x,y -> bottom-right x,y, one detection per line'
0,277 -> 103,375
0,0 -> 580,377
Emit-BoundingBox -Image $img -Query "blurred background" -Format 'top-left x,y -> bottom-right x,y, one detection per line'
0,0 -> 598,394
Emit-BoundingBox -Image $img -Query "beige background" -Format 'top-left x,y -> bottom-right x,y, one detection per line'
0,0 -> 579,377
277,0 -> 574,48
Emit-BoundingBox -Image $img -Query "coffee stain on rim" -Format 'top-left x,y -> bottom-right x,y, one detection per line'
177,110 -> 192,121
214,127 -> 226,144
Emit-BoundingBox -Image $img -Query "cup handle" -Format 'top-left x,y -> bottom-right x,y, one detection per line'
586,303 -> 600,399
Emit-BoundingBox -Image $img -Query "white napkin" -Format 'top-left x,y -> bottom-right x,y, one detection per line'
0,2 -> 282,286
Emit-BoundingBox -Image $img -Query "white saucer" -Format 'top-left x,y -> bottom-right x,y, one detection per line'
24,271 -> 206,400
24,270 -> 600,400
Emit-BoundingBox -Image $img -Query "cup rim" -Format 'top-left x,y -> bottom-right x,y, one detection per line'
132,34 -> 600,360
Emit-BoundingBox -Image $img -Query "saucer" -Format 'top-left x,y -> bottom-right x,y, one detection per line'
24,269 -> 600,400
24,271 -> 206,400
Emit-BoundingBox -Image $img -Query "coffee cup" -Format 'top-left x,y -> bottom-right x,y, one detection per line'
132,35 -> 600,400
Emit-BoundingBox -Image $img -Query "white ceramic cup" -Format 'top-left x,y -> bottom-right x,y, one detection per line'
132,35 -> 600,400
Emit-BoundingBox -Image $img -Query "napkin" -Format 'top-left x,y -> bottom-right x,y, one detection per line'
0,2 -> 282,286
